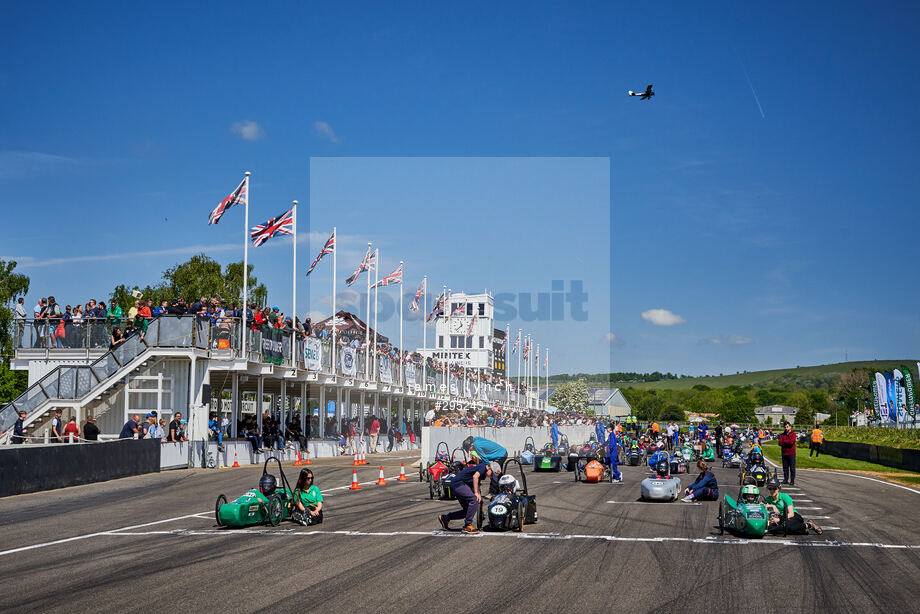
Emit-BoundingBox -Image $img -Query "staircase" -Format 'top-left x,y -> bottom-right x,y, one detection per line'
0,324 -> 160,443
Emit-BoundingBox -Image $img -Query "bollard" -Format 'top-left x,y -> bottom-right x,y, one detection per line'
69,433 -> 74,444
44,431 -> 49,445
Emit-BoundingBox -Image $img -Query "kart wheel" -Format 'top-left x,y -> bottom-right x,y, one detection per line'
428,479 -> 437,500
718,501 -> 724,536
476,501 -> 484,530
214,494 -> 227,527
419,465 -> 425,482
516,501 -> 525,533
268,494 -> 283,527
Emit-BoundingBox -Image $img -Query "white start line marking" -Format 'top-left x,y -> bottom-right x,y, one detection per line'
795,507 -> 823,510
97,528 -> 919,550
606,501 -> 702,506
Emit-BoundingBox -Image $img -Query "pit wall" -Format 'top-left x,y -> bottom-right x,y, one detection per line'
421,425 -> 598,464
822,440 -> 920,473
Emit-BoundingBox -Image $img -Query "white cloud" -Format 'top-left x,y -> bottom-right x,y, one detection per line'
313,121 -> 340,143
641,308 -> 686,326
604,332 -> 625,346
702,334 -> 754,345
230,120 -> 263,141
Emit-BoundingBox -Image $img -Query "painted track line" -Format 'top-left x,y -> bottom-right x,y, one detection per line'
606,501 -> 701,506
99,528 -> 920,550
0,512 -> 210,557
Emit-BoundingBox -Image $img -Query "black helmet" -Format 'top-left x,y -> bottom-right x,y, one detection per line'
655,460 -> 669,477
259,473 -> 277,496
750,452 -> 763,465
462,436 -> 475,452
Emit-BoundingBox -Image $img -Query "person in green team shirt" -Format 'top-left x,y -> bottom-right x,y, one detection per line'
292,468 -> 324,526
764,478 -> 821,535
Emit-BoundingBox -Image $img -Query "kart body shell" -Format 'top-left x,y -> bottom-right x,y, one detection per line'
625,446 -> 643,466
215,457 -> 294,528
640,475 -> 682,501
533,444 -> 562,472
718,494 -> 768,538
738,463 -> 770,487
520,436 -> 536,465
669,452 -> 689,474
575,458 -> 611,483
723,452 -> 744,468
486,459 -> 537,531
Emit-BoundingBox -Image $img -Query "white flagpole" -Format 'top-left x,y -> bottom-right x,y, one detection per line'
536,343 -> 540,411
546,347 -> 549,410
505,323 -> 510,406
445,287 -> 451,392
517,328 -> 522,410
422,277 -> 427,391
364,242 -> 371,380
242,172 -> 250,357
291,201 -> 297,364
331,227 -> 336,376
399,260 -> 404,388
372,248 -> 379,379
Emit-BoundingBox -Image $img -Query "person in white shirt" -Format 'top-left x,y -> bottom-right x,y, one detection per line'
14,297 -> 27,348
425,407 -> 436,425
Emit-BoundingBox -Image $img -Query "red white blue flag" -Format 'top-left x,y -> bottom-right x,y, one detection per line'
346,246 -> 376,286
250,206 -> 294,247
427,291 -> 445,322
409,278 -> 425,311
500,337 -> 506,352
512,331 -> 520,355
209,176 -> 248,225
467,315 -> 477,337
305,230 -> 335,277
451,301 -> 467,317
373,263 -> 403,288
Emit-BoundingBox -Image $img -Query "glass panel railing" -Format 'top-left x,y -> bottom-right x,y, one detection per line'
58,366 -> 77,399
76,367 -> 97,397
156,316 -> 193,347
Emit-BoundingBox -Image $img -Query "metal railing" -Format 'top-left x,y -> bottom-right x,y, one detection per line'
4,315 -> 544,435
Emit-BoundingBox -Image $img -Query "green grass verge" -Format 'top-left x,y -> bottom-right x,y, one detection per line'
820,427 -> 920,450
762,441 -> 917,474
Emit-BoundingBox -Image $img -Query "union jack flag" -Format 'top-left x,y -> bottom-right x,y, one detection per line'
409,278 -> 425,311
250,206 -> 294,247
373,263 -> 403,288
523,341 -> 530,360
305,230 -> 335,277
451,302 -> 467,317
209,176 -> 248,225
346,246 -> 376,286
467,314 -> 477,337
512,331 -> 520,355
427,292 -> 445,322
544,351 -> 548,371
500,337 -> 506,352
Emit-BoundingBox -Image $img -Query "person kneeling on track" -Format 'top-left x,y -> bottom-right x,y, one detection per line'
764,478 -> 820,535
607,424 -> 622,482
438,460 -> 493,535
463,436 -> 507,495
681,461 -> 719,503
292,468 -> 324,526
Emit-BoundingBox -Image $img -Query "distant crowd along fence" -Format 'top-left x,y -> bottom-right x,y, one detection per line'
2,316 -> 541,435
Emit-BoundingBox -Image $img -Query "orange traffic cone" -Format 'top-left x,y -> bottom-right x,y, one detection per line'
376,466 -> 387,485
349,468 -> 362,490
294,451 -> 303,466
361,451 -> 367,465
304,448 -> 312,465
232,450 -> 240,468
352,453 -> 360,466
397,462 -> 408,481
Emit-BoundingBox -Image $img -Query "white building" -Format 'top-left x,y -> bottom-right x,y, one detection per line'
417,291 -> 505,377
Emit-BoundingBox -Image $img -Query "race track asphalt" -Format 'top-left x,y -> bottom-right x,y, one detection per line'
2,447 -> 919,613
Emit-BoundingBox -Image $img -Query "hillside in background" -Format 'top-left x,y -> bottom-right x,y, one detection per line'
549,360 -> 919,391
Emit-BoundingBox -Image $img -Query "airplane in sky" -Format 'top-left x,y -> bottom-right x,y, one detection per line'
628,84 -> 654,100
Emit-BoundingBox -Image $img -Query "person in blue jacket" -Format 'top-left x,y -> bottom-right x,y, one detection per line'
550,420 -> 561,449
594,420 -> 606,445
462,436 -> 508,467
682,461 -> 719,502
606,424 -> 622,482
698,421 -> 709,442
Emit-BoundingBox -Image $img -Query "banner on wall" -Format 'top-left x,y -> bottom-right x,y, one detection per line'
405,364 -> 418,388
341,347 -> 357,377
902,365 -> 916,419
261,329 -> 283,365
303,336 -> 322,371
379,357 -> 393,384
876,372 -> 890,421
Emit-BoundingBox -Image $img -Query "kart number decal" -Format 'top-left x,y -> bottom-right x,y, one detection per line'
249,505 -> 259,512
491,504 -> 508,515
650,481 -> 664,486
747,511 -> 766,519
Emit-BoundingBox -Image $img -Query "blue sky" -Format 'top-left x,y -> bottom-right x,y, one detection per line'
2,2 -> 918,375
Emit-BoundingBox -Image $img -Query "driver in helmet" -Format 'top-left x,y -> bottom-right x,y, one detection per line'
497,472 -> 520,493
654,459 -> 670,479
259,473 -> 277,497
740,483 -> 760,504
748,449 -> 764,468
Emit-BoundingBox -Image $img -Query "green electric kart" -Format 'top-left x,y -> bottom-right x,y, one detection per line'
717,487 -> 768,538
215,457 -> 295,527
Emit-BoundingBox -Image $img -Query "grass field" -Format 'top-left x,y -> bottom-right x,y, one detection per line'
583,359 -> 919,390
